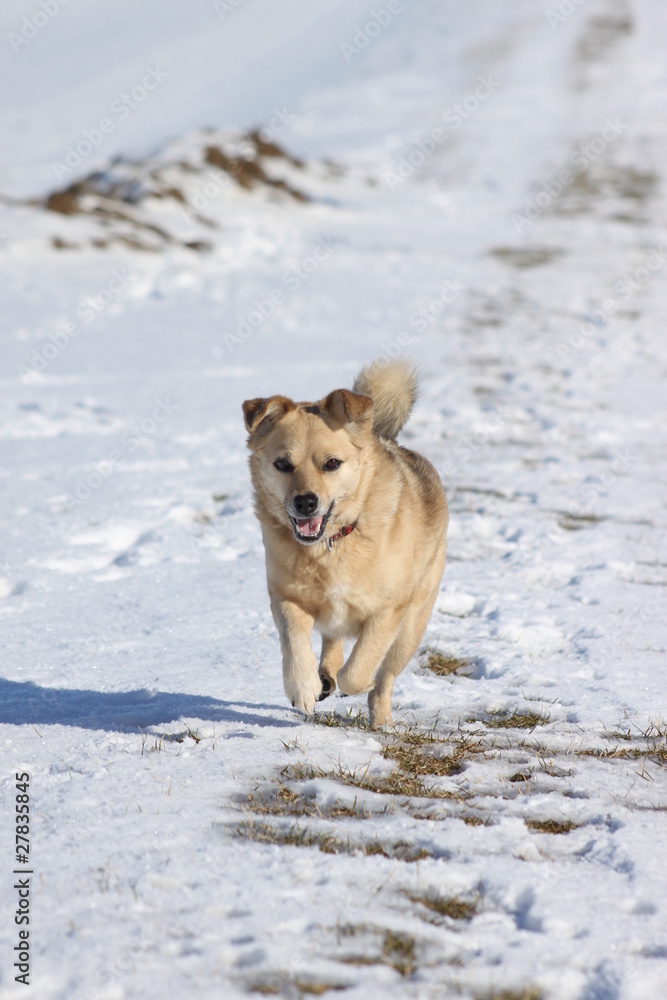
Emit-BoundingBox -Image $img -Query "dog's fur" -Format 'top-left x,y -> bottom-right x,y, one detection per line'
242,358 -> 448,728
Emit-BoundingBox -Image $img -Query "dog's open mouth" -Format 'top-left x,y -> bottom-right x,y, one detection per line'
289,502 -> 334,544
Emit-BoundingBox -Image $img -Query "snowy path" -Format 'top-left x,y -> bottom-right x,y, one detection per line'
1,1 -> 666,998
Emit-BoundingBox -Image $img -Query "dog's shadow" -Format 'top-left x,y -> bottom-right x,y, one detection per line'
0,678 -> 293,732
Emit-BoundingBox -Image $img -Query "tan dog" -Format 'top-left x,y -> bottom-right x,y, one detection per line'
242,358 -> 448,728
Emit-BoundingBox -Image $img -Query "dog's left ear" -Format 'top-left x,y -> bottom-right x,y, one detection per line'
322,389 -> 373,433
242,395 -> 294,437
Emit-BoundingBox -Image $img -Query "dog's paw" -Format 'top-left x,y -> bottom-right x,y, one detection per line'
285,671 -> 322,716
317,673 -> 335,702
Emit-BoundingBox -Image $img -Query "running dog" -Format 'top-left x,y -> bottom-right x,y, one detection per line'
242,358 -> 448,728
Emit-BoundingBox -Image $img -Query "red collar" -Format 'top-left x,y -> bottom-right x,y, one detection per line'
327,520 -> 357,550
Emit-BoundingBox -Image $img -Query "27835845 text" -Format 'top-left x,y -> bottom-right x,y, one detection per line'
13,771 -> 32,986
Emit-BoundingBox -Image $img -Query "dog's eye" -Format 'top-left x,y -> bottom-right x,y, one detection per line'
323,458 -> 342,472
273,458 -> 294,473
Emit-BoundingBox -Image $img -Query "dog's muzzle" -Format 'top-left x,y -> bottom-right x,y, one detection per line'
287,501 -> 334,544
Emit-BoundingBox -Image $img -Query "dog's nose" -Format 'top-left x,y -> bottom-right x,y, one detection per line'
293,493 -> 319,516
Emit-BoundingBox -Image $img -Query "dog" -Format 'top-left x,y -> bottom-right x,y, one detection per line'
242,358 -> 448,728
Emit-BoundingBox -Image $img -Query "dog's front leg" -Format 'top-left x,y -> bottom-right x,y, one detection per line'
270,597 -> 321,715
337,608 -> 404,697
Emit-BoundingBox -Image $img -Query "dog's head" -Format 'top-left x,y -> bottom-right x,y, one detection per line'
242,389 -> 374,545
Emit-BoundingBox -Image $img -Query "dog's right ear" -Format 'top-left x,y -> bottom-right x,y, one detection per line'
242,396 -> 294,438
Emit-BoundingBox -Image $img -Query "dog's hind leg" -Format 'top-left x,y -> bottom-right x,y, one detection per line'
369,545 -> 447,728
337,608 -> 405,699
318,636 -> 344,701
368,598 -> 435,729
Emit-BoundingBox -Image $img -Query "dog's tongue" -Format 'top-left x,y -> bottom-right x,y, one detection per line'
296,515 -> 323,537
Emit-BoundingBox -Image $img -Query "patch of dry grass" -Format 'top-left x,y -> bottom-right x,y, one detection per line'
489,246 -> 563,269
282,720 -> 495,802
383,741 -> 464,777
338,926 -> 418,977
361,772 -> 457,799
380,931 -> 417,976
281,760 -> 464,801
524,818 -> 578,835
462,814 -> 488,827
243,783 -> 371,821
406,889 -> 480,922
250,974 -> 348,995
378,724 -> 490,794
474,710 -> 549,731
310,709 -> 374,731
580,720 -> 666,767
421,649 -> 470,677
234,819 -> 342,855
281,761 -> 328,782
233,819 -> 431,862
556,512 -> 603,531
580,746 -> 667,766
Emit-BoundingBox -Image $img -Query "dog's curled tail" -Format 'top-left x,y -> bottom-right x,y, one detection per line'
353,357 -> 419,440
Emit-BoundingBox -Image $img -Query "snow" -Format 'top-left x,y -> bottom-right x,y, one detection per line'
1,0 -> 666,998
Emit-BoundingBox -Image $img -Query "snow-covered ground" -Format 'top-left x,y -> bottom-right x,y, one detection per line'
1,1 -> 666,997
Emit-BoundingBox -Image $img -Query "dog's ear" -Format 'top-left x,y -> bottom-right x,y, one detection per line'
242,395 -> 294,437
322,389 -> 373,432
